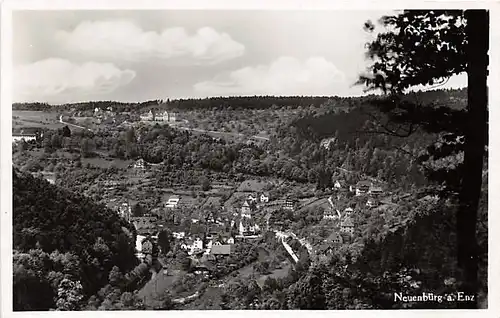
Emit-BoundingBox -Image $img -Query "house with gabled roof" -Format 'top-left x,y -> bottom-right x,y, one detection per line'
241,200 -> 252,218
369,186 -> 384,197
239,218 -> 260,236
356,181 -> 371,196
140,110 -> 154,121
118,202 -> 132,221
344,207 -> 354,215
165,195 -> 181,209
340,217 -> 354,235
327,232 -> 344,245
323,209 -> 340,220
260,193 -> 270,203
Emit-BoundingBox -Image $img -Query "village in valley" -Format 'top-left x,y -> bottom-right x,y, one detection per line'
10,8 -> 489,311
13,96 -> 433,308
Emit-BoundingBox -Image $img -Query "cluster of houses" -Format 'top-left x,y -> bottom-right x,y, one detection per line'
93,107 -> 116,120
140,109 -> 177,123
353,181 -> 384,197
179,232 -> 235,257
12,129 -> 43,144
246,192 -> 270,204
319,180 -> 386,247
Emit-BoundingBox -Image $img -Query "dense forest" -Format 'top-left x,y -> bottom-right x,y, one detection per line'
12,169 -> 143,310
14,95 -> 346,113
16,88 -> 470,196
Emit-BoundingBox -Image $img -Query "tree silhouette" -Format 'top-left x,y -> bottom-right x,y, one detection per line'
358,10 -> 489,308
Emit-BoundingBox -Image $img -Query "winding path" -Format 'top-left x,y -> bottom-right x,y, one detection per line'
274,230 -> 316,264
59,115 -> 93,132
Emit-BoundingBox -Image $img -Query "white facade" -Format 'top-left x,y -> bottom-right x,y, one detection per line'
173,232 -> 185,239
140,110 -> 154,121
165,196 -> 180,208
12,135 -> 37,143
241,201 -> 251,218
323,210 -> 338,220
192,238 -> 203,254
119,203 -> 132,220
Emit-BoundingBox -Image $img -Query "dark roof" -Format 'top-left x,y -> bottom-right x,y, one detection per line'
326,232 -> 342,242
210,244 -> 232,255
341,217 -> 354,227
357,181 -> 371,187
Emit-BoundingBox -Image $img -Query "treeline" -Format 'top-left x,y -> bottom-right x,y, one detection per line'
12,88 -> 466,113
272,89 -> 469,189
12,169 -> 140,310
12,100 -> 162,113
14,96 -> 343,112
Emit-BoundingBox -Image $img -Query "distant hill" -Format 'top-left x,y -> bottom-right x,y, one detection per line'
283,88 -> 467,144
13,96 -> 340,112
12,168 -> 139,310
12,88 -> 466,113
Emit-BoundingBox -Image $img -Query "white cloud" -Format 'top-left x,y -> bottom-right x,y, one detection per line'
194,56 -> 349,96
54,20 -> 245,64
14,58 -> 136,103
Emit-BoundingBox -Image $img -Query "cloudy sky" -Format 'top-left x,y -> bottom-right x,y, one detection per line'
13,10 -> 467,104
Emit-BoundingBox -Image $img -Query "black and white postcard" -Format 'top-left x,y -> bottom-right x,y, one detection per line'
1,1 -> 497,316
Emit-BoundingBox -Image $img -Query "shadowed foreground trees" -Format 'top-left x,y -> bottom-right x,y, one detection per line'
357,9 -> 488,308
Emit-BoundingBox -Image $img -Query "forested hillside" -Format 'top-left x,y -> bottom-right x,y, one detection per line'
12,169 -> 139,310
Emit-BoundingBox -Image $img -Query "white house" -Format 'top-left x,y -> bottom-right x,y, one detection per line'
356,181 -> 371,196
135,234 -> 147,260
368,186 -> 384,196
12,134 -> 37,143
260,193 -> 270,203
133,159 -> 147,169
334,180 -> 342,189
155,111 -> 169,121
241,201 -> 252,218
181,237 -> 204,255
344,207 -> 354,215
340,217 -> 354,235
173,232 -> 185,239
119,202 -> 132,221
168,112 -> 177,122
239,219 -> 260,236
165,195 -> 180,209
140,110 -> 154,121
323,209 -> 338,220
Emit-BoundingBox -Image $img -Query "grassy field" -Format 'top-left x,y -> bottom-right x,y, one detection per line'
81,157 -> 132,169
137,269 -> 186,306
12,110 -> 63,130
237,179 -> 270,192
